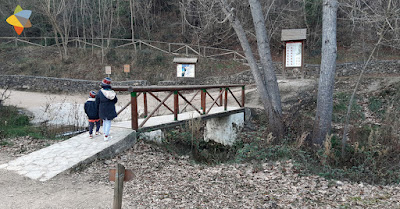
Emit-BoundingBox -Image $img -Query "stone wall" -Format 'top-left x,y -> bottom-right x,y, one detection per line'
1,60 -> 399,91
304,60 -> 400,77
158,60 -> 400,85
0,75 -> 149,93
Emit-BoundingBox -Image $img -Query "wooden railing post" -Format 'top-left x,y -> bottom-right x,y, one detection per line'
174,91 -> 179,121
224,88 -> 228,111
113,163 -> 125,209
219,88 -> 223,106
201,89 -> 206,114
143,92 -> 148,118
131,92 -> 138,130
241,86 -> 245,107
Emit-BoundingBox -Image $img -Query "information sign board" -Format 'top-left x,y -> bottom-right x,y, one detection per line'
285,42 -> 302,67
176,64 -> 195,77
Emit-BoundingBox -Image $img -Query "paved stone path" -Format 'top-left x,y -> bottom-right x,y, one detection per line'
0,127 -> 135,181
0,107 -> 243,182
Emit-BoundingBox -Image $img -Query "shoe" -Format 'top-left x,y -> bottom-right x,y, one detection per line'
89,134 -> 93,139
95,132 -> 102,136
104,135 -> 109,141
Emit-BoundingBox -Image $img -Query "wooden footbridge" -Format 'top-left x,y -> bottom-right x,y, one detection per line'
112,84 -> 246,131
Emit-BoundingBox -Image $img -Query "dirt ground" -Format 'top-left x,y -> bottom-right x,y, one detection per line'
0,164 -> 113,209
2,139 -> 400,208
1,77 -> 400,208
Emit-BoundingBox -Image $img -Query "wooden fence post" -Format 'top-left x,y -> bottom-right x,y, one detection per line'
241,86 -> 245,107
174,91 -> 179,121
143,92 -> 148,118
224,88 -> 228,111
201,89 -> 206,114
113,163 -> 125,209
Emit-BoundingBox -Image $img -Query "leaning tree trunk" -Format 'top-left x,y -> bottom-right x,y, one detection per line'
220,0 -> 283,138
249,0 -> 284,137
312,0 -> 338,146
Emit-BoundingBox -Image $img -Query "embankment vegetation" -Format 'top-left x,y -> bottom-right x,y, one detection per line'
161,79 -> 400,185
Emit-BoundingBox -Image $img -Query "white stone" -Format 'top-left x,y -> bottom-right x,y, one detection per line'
204,112 -> 244,146
139,130 -> 164,144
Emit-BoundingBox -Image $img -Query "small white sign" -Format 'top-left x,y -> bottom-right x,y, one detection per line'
105,66 -> 111,74
285,42 -> 302,67
177,64 -> 195,77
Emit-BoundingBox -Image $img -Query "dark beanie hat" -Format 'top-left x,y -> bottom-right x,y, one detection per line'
102,77 -> 112,86
89,90 -> 96,98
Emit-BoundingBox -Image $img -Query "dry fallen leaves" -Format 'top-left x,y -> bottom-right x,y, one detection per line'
71,141 -> 400,208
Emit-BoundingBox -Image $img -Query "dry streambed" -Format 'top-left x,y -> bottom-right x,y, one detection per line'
71,141 -> 400,208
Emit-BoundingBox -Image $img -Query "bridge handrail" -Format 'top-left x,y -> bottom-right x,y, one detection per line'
112,84 -> 245,130
112,84 -> 244,92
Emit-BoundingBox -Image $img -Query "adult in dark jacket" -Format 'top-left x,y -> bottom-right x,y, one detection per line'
96,77 -> 118,141
84,90 -> 100,138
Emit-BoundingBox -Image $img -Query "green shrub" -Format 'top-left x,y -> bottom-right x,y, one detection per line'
0,105 -> 43,139
332,92 -> 364,123
368,96 -> 385,116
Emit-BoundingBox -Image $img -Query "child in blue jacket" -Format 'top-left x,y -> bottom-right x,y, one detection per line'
96,77 -> 118,141
84,90 -> 101,138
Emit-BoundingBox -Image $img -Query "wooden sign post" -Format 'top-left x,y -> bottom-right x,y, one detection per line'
109,163 -> 134,209
173,57 -> 198,78
105,66 -> 112,78
281,29 -> 307,79
124,64 -> 130,77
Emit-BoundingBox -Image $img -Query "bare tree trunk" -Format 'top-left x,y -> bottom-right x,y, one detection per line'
220,0 -> 283,138
90,3 -> 94,55
312,0 -> 338,146
38,0 -> 65,60
180,0 -> 186,35
53,29 -> 63,60
129,0 -> 137,51
75,0 -> 80,48
249,1 -> 283,110
81,0 -> 87,49
249,0 -> 284,137
106,0 -> 114,49
60,0 -> 71,59
98,0 -> 104,63
302,0 -> 311,54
